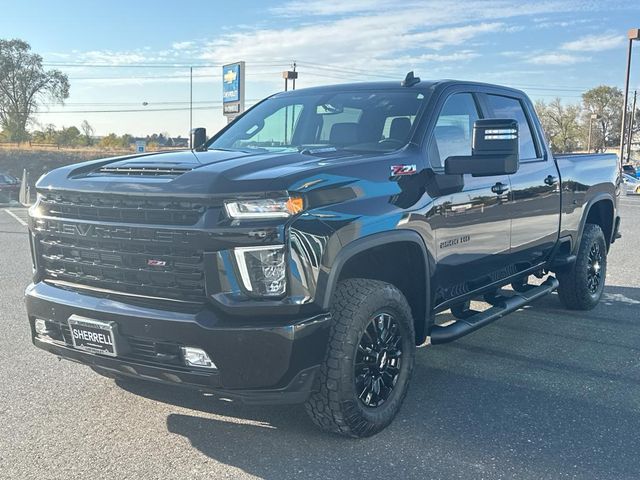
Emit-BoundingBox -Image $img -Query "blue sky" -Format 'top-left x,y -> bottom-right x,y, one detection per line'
2,0 -> 640,137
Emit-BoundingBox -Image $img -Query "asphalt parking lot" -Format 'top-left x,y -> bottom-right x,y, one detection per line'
1,197 -> 639,480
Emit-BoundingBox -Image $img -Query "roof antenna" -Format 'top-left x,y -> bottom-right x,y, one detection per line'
402,71 -> 420,87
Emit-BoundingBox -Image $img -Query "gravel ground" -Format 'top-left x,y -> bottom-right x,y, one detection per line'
1,196 -> 639,480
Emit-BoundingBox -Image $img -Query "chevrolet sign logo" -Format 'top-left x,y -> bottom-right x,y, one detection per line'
223,68 -> 237,84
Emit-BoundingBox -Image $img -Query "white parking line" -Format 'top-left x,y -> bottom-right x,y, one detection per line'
3,209 -> 28,226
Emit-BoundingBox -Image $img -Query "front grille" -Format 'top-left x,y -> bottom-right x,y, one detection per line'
35,217 -> 207,304
39,192 -> 207,226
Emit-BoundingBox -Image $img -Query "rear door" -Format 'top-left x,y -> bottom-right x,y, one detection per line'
427,91 -> 512,306
483,93 -> 561,272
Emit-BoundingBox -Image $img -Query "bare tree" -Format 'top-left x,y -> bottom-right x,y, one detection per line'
80,120 -> 94,146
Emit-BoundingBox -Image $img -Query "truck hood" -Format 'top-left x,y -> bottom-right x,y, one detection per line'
36,148 -> 372,197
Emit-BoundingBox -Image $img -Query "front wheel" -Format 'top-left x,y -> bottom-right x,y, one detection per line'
305,279 -> 415,438
557,223 -> 607,310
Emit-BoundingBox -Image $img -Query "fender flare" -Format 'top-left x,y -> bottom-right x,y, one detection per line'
573,192 -> 616,253
316,229 -> 433,336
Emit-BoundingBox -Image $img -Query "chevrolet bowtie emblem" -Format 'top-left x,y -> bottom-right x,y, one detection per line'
76,224 -> 93,236
223,69 -> 237,84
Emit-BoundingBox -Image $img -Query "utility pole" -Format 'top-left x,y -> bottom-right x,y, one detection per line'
189,66 -> 193,149
282,63 -> 299,145
619,29 -> 639,163
626,90 -> 637,162
282,63 -> 299,92
292,62 -> 297,90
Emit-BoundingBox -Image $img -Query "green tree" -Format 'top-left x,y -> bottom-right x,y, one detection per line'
535,98 -> 582,153
0,39 -> 69,142
581,86 -> 623,151
98,133 -> 122,149
120,133 -> 134,148
56,126 -> 81,146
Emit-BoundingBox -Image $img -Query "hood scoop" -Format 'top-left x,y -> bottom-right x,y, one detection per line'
94,160 -> 193,177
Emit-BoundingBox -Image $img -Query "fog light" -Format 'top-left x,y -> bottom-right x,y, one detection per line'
34,318 -> 48,335
180,347 -> 217,369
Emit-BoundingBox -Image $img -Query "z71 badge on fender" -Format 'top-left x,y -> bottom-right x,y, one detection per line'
390,164 -> 417,176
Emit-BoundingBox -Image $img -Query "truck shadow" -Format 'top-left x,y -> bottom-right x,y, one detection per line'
116,284 -> 640,479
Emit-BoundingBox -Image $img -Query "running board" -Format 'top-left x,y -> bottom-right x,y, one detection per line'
430,277 -> 559,344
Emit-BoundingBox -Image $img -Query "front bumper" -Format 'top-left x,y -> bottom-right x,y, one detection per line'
26,282 -> 331,404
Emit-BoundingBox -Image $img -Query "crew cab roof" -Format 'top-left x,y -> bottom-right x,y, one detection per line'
270,79 -> 528,98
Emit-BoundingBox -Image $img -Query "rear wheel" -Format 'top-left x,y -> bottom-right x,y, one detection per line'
305,279 -> 415,438
557,223 -> 607,310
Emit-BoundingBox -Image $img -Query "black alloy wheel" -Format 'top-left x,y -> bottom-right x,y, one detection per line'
586,242 -> 603,295
355,312 -> 403,408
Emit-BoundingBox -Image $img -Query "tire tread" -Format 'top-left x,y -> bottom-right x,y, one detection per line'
305,278 -> 414,437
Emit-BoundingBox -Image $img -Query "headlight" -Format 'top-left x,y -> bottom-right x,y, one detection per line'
234,245 -> 286,297
225,197 -> 303,219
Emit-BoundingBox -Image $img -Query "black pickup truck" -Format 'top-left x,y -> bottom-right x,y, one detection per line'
25,76 -> 621,437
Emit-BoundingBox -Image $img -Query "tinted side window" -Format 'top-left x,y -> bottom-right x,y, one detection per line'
430,93 -> 479,168
486,95 -> 538,160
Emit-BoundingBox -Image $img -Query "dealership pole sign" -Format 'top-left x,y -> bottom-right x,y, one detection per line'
222,61 -> 245,122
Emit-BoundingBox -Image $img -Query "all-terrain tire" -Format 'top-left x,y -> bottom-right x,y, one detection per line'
305,279 -> 415,438
557,223 -> 607,310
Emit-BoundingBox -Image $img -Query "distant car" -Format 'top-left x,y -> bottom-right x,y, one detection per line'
0,173 -> 20,202
622,173 -> 640,195
622,164 -> 638,178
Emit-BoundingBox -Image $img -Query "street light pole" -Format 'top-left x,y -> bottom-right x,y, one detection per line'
189,66 -> 193,149
626,90 -> 637,162
619,29 -> 639,163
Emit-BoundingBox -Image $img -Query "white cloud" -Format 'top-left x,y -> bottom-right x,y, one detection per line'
410,23 -> 506,50
561,33 -> 625,52
199,0 -> 607,76
271,0 -> 391,16
52,0 -> 609,79
271,0 -> 596,18
527,53 -> 589,65
172,41 -> 195,50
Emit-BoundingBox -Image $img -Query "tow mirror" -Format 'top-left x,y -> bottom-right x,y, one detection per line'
191,127 -> 207,150
444,119 -> 519,176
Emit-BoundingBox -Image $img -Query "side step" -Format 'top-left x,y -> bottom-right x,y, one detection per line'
430,276 -> 559,344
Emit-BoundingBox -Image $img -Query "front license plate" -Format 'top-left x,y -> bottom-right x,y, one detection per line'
68,315 -> 118,357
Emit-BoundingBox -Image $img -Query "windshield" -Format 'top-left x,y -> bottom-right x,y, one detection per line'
208,89 -> 428,154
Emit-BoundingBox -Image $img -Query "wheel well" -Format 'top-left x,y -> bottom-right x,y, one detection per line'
585,199 -> 614,249
337,241 -> 427,342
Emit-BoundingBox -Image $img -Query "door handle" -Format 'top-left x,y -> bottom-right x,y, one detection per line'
544,175 -> 558,186
491,182 -> 509,195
